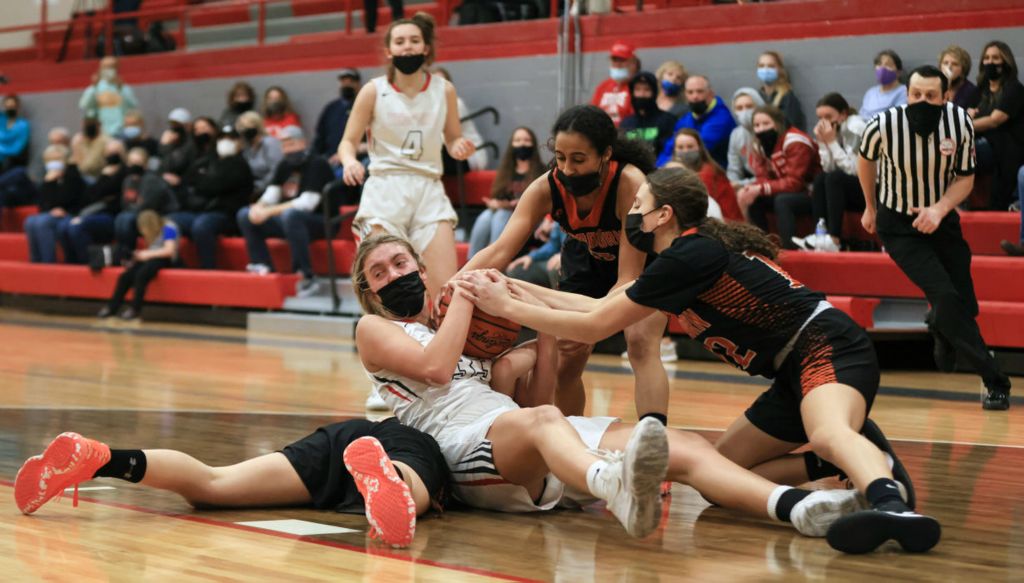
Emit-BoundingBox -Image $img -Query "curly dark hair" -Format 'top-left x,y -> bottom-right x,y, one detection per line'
549,105 -> 655,174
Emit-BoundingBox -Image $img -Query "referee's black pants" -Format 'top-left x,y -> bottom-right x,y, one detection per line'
877,206 -> 1010,392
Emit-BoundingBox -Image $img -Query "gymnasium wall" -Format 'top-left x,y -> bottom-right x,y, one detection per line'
13,25 -> 1024,176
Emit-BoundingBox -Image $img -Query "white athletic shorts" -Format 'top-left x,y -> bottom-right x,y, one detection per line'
353,173 -> 457,253
440,410 -> 617,512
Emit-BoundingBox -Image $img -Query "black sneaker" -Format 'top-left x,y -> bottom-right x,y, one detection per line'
931,329 -> 956,373
1001,240 -> 1024,257
825,506 -> 941,554
861,419 -> 916,510
983,389 -> 1010,411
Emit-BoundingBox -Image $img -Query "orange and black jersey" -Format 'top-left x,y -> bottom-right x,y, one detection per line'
625,231 -> 825,377
548,161 -> 624,263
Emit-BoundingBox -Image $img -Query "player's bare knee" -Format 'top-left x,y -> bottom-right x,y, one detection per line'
530,404 -> 565,427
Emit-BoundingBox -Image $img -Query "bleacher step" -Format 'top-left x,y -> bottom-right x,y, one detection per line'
247,311 -> 357,339
282,277 -> 363,314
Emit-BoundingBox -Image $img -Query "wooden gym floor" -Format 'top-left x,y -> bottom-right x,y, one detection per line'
1,308 -> 1022,582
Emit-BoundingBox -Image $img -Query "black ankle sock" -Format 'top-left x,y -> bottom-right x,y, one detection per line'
865,477 -> 906,510
392,465 -> 404,482
94,450 -> 147,483
640,412 -> 667,426
775,488 -> 811,522
803,452 -> 842,481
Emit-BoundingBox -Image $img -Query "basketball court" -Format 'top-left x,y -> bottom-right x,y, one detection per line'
2,308 -> 1022,581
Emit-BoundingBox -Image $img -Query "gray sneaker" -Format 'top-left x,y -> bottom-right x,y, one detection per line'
596,417 -> 669,538
296,277 -> 321,298
790,489 -> 869,537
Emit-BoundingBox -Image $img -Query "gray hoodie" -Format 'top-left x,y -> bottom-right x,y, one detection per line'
727,87 -> 766,186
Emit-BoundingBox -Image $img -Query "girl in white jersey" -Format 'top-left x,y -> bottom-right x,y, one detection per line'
339,13 -> 475,299
352,234 -> 867,540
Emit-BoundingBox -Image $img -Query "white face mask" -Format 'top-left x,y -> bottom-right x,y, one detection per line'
217,139 -> 238,158
101,68 -> 116,82
736,108 -> 754,130
45,161 -> 66,173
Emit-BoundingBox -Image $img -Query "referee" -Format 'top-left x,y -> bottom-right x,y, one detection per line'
858,65 -> 1012,411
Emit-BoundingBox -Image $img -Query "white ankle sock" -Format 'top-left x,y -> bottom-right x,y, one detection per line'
766,485 -> 793,522
586,460 -> 611,499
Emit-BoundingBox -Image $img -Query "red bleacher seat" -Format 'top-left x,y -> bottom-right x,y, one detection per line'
443,170 -> 495,207
0,233 -> 29,262
960,211 -> 1020,255
977,301 -> 1024,348
1,206 -> 38,233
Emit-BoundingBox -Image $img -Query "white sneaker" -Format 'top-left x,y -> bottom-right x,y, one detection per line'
791,236 -> 811,251
660,341 -> 678,363
790,489 -> 869,537
596,417 -> 669,538
365,390 -> 390,411
246,263 -> 271,276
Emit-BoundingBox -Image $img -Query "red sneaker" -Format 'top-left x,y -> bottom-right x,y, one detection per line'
14,433 -> 111,515
343,436 -> 417,548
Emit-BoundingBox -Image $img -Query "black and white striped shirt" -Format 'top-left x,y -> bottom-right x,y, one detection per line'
859,102 -> 975,214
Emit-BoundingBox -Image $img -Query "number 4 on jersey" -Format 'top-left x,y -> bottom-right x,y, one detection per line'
401,130 -> 424,161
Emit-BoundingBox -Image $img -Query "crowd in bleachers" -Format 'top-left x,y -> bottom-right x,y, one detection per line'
0,34 -> 1021,320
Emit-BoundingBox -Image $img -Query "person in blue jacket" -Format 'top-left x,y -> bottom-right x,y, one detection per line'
657,75 -> 736,168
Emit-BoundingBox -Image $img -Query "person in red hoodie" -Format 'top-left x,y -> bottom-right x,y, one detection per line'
738,105 -> 821,249
669,128 -> 743,221
590,41 -> 639,127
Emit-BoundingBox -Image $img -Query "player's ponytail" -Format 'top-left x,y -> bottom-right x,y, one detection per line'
647,167 -> 779,259
550,105 -> 654,174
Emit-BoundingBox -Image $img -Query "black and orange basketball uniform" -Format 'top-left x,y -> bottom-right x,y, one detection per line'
625,230 -> 879,443
548,161 -> 626,298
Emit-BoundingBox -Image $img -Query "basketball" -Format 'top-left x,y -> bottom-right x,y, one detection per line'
437,288 -> 521,359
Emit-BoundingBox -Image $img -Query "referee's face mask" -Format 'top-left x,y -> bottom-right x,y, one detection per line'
906,75 -> 946,137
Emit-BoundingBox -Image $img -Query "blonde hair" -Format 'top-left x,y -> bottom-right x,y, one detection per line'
655,60 -> 687,84
136,210 -> 163,245
759,51 -> 793,103
938,45 -> 973,81
236,110 -> 265,133
353,234 -> 424,317
43,144 -> 70,161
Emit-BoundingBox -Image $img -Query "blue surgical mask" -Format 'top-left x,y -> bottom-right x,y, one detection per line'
661,79 -> 682,96
610,67 -> 631,83
45,161 -> 65,173
757,67 -> 779,84
121,126 -> 141,139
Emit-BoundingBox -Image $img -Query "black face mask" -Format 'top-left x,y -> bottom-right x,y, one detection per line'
84,122 -> 100,139
513,145 -> 535,161
688,100 -> 709,116
127,164 -> 145,176
556,167 -> 602,198
170,125 -> 186,138
105,153 -> 122,166
341,86 -> 357,101
5,108 -> 16,119
231,100 -> 253,114
392,53 -> 426,75
624,211 -> 658,255
241,127 -> 259,142
756,128 -> 779,154
376,270 -> 426,318
285,151 -> 307,167
193,133 -> 213,148
905,101 -> 944,137
982,63 -> 1003,81
632,96 -> 656,115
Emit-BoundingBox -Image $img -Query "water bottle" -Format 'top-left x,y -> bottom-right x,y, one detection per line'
813,219 -> 828,252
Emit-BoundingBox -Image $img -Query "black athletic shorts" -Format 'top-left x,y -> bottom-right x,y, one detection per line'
281,417 -> 450,513
744,308 -> 880,444
558,238 -> 619,298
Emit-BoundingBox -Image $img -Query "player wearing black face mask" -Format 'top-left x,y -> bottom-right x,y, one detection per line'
620,71 -> 678,155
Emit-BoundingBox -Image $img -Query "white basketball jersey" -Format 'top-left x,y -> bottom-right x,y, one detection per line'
368,74 -> 448,179
366,321 -> 517,439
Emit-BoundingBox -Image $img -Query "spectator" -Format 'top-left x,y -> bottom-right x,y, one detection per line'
114,147 -> 178,264
657,75 -> 736,168
796,92 -> 867,251
620,71 -> 677,156
48,126 -> 71,148
25,145 -> 85,263
861,49 -> 907,120
468,127 -> 544,258
591,40 -> 638,126
190,116 -> 219,162
262,86 -> 302,141
78,56 -> 137,136
364,0 -> 404,34
71,115 -> 110,181
170,126 -> 254,269
726,87 -> 765,189
0,94 -> 34,216
757,50 -> 806,131
98,210 -> 180,321
236,111 -> 283,195
313,69 -> 363,169
237,126 -> 334,296
158,108 -> 196,197
940,45 -> 980,109
218,81 -> 257,129
59,140 -> 127,264
1000,165 -> 1024,256
0,94 -> 30,171
506,218 -> 564,288
670,128 -> 741,221
738,105 -> 821,249
118,110 -> 159,163
971,40 -> 1024,211
655,60 -> 689,119
434,67 -> 489,171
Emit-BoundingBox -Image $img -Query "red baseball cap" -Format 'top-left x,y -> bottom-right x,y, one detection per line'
610,41 -> 635,60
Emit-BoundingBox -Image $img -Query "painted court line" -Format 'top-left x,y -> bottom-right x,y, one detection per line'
0,481 -> 540,583
64,486 -> 116,492
235,519 -> 361,536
